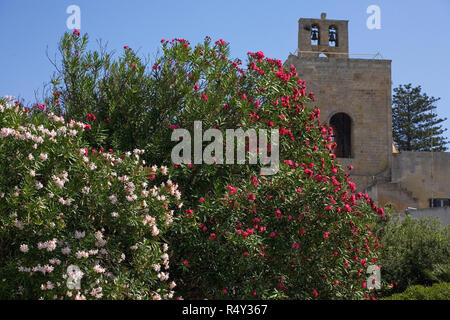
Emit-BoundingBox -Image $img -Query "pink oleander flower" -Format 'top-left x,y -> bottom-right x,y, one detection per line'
109,194 -> 118,204
93,264 -> 106,274
75,231 -> 85,239
76,251 -> 89,259
152,225 -> 160,236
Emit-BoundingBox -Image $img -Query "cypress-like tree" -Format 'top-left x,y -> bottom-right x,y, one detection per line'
392,84 -> 448,151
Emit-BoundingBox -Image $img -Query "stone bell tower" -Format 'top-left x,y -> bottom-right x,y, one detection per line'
297,12 -> 349,58
286,13 -> 393,192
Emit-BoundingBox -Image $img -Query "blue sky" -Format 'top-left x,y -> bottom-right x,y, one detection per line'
1,0 -> 449,142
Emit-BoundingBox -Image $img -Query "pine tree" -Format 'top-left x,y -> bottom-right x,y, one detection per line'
392,84 -> 448,151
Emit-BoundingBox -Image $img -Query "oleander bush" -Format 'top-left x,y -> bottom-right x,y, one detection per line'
42,31 -> 391,300
0,97 -> 182,299
384,282 -> 450,300
0,30 -> 393,300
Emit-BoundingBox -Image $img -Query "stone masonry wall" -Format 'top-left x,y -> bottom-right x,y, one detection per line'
391,152 -> 450,208
285,54 -> 392,191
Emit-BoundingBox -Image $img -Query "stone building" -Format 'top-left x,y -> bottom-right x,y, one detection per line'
285,13 -> 450,214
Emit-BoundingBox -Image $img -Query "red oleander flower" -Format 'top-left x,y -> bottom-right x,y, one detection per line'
255,51 -> 264,61
215,39 -> 226,46
377,208 -> 384,216
275,209 -> 282,219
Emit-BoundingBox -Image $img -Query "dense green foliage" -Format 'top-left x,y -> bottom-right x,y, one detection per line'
384,282 -> 450,300
377,214 -> 450,294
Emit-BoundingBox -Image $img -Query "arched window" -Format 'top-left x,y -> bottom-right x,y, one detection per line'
329,26 -> 337,47
311,25 -> 319,46
330,113 -> 351,158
